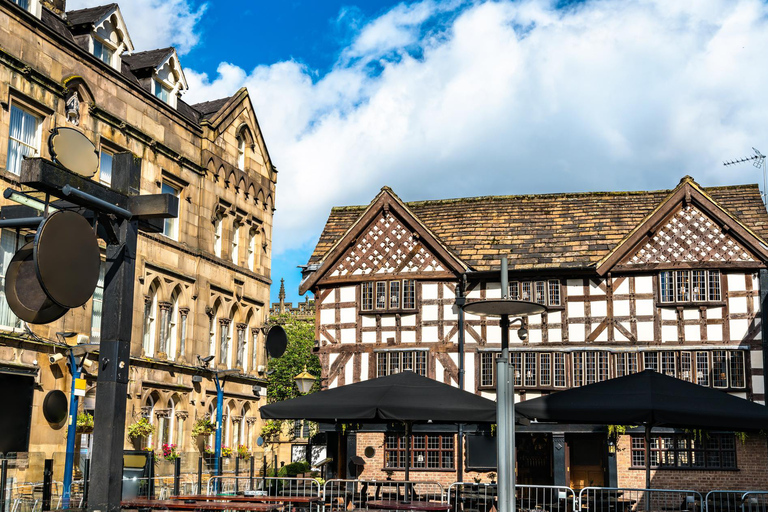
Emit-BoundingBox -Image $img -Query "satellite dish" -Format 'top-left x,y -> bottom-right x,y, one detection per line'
34,211 -> 100,309
265,325 -> 287,358
256,436 -> 264,447
48,127 -> 98,178
5,242 -> 68,324
42,390 -> 68,424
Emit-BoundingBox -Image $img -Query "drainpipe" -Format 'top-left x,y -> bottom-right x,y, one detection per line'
455,274 -> 467,482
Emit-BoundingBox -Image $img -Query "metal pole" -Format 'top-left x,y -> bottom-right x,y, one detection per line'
498,257 -> 515,512
235,457 -> 240,494
173,457 -> 181,496
83,458 -> 91,508
214,374 -> 224,494
62,352 -> 81,508
0,459 -> 7,512
89,154 -> 141,512
197,456 -> 203,495
404,422 -> 411,503
42,459 -> 53,512
249,456 -> 254,491
456,277 -> 466,484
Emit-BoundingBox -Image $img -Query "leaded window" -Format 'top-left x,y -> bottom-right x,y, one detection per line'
385,434 -> 454,470
509,279 -> 561,306
7,105 -> 40,175
361,280 -> 416,311
376,350 -> 427,377
659,270 -> 721,303
630,433 -> 736,470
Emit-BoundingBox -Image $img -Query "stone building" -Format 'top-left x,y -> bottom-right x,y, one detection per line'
270,279 -> 315,320
301,178 -> 768,490
0,0 -> 275,472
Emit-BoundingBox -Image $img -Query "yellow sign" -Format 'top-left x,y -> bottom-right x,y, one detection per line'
74,377 -> 86,397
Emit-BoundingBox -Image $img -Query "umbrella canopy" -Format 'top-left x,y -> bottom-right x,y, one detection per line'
260,370 -> 496,423
515,369 -> 768,431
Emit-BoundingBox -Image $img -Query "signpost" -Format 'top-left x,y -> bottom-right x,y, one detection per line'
0,150 -> 178,512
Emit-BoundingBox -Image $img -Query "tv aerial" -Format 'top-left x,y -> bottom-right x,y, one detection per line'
724,147 -> 767,205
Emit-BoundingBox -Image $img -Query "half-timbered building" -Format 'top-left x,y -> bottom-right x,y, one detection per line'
300,177 -> 768,490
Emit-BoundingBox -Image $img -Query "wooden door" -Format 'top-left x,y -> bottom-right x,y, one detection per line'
567,434 -> 606,489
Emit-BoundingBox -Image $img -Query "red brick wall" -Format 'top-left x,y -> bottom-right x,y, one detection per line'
615,435 -> 768,491
354,433 -> 494,488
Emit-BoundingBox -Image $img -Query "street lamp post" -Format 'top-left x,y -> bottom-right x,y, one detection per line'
294,368 -> 316,465
205,367 -> 239,493
462,256 -> 547,512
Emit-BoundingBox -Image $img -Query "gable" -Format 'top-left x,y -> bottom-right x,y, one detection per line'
621,204 -> 757,267
329,210 -> 447,279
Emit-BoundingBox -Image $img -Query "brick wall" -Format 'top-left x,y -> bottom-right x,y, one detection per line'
616,435 -> 768,491
355,433 -> 495,488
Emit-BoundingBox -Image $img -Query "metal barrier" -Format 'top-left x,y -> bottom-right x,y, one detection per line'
579,487 -> 703,512
448,483 -> 575,512
705,491 -> 754,512
206,476 -> 321,510
323,479 -> 444,512
741,492 -> 768,512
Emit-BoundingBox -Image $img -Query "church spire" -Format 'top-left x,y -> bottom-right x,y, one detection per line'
278,278 -> 286,314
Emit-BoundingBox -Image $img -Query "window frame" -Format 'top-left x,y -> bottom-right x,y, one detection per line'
658,269 -> 722,305
160,182 -> 181,240
630,433 -> 737,471
360,279 -> 417,313
384,433 -> 455,471
508,279 -> 562,307
375,350 -> 428,377
7,103 -> 42,176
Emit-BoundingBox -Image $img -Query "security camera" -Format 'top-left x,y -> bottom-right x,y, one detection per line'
252,385 -> 261,399
517,327 -> 528,341
49,353 -> 64,365
312,340 -> 320,354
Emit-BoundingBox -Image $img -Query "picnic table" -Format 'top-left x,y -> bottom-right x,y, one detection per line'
122,499 -> 283,511
169,495 -> 321,512
367,499 -> 452,511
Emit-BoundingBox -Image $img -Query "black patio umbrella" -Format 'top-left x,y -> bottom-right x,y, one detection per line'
260,371 -> 498,498
515,370 -> 768,488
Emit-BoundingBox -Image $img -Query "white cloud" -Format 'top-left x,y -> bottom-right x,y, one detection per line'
181,0 -> 768,260
66,0 -> 206,54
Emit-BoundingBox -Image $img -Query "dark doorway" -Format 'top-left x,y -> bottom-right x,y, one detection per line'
566,434 -> 607,489
0,373 -> 35,453
517,433 -> 553,485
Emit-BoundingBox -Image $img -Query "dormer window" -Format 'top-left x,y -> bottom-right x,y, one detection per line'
10,0 -> 41,17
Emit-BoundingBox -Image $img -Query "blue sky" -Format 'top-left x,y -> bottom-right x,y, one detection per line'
68,0 -> 768,306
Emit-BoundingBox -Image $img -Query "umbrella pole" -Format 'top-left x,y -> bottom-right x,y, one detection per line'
404,421 -> 411,503
645,426 -> 652,512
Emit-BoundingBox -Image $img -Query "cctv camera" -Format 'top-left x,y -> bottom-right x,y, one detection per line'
312,340 -> 320,354
252,385 -> 261,399
517,327 -> 528,341
49,353 -> 64,365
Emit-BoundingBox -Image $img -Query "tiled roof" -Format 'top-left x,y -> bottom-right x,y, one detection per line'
122,48 -> 174,71
191,97 -> 232,120
65,3 -> 116,26
308,183 -> 768,272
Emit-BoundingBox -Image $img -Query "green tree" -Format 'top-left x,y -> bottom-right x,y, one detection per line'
260,315 -> 321,442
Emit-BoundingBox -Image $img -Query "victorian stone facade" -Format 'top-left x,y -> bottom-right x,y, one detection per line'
0,0 -> 274,472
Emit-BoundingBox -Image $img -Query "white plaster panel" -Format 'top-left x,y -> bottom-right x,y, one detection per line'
486,327 -> 500,344
755,296 -> 762,314
591,301 -> 607,317
615,279 -> 630,295
362,331 -> 376,343
752,377 -> 764,396
661,325 -> 677,343
683,309 -> 699,321
466,288 -> 483,300
361,353 -> 369,380
635,276 -> 653,294
751,350 -> 764,370
464,353 -> 475,391
421,283 -> 438,301
549,328 -> 562,343
320,308 -> 335,325
524,392 -> 543,401
444,304 -> 458,320
684,324 -> 700,342
525,328 -> 541,344
345,360 -> 353,384
339,286 -> 356,303
589,281 -> 605,295
340,328 -> 356,343
595,327 -> 608,342
422,305 -> 438,322
548,311 -> 561,324
707,324 -> 723,342
401,330 -> 416,343
434,358 -> 444,379
480,390 -> 496,400
731,392 -> 748,400
728,273 -> 747,292
401,315 -> 416,327
730,318 -> 750,341
614,300 -> 630,317
362,316 -> 376,328
636,299 -> 654,317
614,325 -> 629,342
660,308 -> 676,321
442,284 -> 455,298
322,292 -> 336,305
569,324 -> 585,342
568,301 -> 585,318
380,316 -> 396,328
422,326 -> 438,343
730,297 -> 748,315
636,322 -> 654,342
707,308 -> 722,319
340,307 -> 356,324
486,283 -> 502,299
567,279 -> 583,296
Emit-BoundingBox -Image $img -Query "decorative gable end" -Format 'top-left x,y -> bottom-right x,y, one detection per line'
331,211 -> 446,278
624,204 -> 756,266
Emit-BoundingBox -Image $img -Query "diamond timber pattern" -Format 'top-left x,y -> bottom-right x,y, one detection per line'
331,212 -> 445,277
627,205 -> 756,265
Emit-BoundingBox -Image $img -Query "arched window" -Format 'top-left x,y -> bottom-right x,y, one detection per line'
207,402 -> 216,449
213,215 -> 223,258
247,230 -> 256,271
208,304 -> 219,358
144,392 -> 159,449
232,223 -> 240,265
241,403 -> 252,451
143,284 -> 158,357
166,289 -> 180,360
237,136 -> 245,170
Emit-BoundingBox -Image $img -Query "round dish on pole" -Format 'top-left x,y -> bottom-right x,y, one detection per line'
5,242 -> 69,324
462,299 -> 547,317
34,211 -> 101,309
